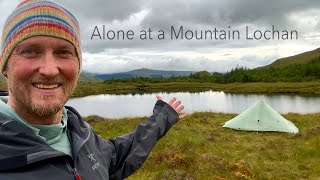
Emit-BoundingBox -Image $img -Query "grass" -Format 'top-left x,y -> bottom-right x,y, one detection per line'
85,112 -> 320,179
1,81 -> 320,97
73,81 -> 320,97
264,47 -> 320,69
0,81 -> 6,91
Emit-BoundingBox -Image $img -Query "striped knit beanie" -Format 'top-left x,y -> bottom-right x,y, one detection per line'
0,0 -> 81,74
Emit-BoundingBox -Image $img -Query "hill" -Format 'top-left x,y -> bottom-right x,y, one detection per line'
259,48 -> 320,69
95,68 -> 194,80
78,72 -> 102,82
215,47 -> 320,83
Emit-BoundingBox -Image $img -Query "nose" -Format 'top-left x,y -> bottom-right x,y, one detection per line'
38,52 -> 59,77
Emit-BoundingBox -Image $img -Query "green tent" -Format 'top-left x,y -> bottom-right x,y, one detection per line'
223,100 -> 299,134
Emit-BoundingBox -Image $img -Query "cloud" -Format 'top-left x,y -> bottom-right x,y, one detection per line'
54,0 -> 147,22
77,0 -> 319,54
142,0 -> 320,27
82,54 -> 276,74
0,0 -> 20,39
0,0 -> 319,73
82,48 -> 278,74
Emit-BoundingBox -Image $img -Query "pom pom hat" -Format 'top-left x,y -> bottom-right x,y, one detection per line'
0,0 -> 81,74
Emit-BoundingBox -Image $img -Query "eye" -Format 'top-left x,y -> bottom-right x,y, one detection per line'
56,49 -> 76,59
20,48 -> 41,59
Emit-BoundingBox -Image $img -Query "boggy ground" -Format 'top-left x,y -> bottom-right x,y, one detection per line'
85,112 -> 320,179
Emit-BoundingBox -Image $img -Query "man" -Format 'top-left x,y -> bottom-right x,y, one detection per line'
0,0 -> 187,179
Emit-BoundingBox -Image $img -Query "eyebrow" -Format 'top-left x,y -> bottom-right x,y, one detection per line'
14,43 -> 75,52
14,43 -> 41,52
57,45 -> 76,50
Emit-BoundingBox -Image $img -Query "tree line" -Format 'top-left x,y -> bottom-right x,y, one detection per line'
105,58 -> 320,84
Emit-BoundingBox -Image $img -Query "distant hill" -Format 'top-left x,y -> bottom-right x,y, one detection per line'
96,48 -> 320,81
1,48 -> 319,84
258,48 -> 320,69
78,72 -> 102,82
95,68 -> 194,80
220,47 -> 320,83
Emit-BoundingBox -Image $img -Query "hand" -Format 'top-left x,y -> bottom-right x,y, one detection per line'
156,95 -> 188,120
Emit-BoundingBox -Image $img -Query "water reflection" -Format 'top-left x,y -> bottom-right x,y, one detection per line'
66,91 -> 320,118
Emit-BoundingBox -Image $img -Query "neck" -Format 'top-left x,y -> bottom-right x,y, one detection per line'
7,97 -> 63,125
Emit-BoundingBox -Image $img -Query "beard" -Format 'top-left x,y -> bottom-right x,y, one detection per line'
8,75 -> 77,118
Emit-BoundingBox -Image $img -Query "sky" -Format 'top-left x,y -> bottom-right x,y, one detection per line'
0,0 -> 319,74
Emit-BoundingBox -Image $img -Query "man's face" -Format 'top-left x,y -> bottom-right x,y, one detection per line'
3,36 -> 79,118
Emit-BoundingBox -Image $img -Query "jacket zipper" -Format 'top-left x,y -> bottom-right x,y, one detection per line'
72,168 -> 81,180
73,159 -> 81,180
66,160 -> 81,180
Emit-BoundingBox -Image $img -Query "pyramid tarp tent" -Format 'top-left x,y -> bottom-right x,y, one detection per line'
223,100 -> 299,134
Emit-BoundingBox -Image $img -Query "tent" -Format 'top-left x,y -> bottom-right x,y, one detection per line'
223,100 -> 299,134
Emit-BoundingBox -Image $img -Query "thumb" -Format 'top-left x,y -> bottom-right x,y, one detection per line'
156,95 -> 162,101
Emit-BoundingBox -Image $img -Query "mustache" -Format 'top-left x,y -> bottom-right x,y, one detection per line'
30,76 -> 66,84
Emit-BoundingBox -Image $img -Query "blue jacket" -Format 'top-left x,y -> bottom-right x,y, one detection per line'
0,100 -> 179,180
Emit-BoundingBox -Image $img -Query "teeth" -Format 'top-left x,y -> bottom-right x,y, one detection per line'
34,84 -> 59,89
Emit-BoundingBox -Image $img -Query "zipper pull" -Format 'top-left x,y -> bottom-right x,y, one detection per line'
73,158 -> 81,180
72,168 -> 81,180
65,160 -> 81,180
74,172 -> 81,180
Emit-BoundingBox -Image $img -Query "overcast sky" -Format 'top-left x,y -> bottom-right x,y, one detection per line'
1,0 -> 319,74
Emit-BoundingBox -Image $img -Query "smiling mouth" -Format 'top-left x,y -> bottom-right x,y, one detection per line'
33,83 -> 61,89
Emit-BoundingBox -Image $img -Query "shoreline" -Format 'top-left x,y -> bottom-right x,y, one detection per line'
83,111 -> 320,121
72,81 -> 320,97
1,81 -> 320,98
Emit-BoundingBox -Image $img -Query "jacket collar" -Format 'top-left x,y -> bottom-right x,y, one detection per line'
0,106 -> 90,170
65,106 -> 91,157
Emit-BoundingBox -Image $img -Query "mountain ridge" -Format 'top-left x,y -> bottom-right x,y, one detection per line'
257,48 -> 320,69
0,47 -> 319,82
94,68 -> 194,80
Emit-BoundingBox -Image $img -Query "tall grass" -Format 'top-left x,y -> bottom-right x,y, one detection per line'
85,112 -> 320,179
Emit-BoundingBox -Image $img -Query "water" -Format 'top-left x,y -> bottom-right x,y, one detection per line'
66,91 -> 320,118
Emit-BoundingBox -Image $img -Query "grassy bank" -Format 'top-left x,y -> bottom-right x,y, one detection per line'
73,81 -> 320,97
0,82 -> 6,91
1,81 -> 320,97
85,112 -> 320,179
